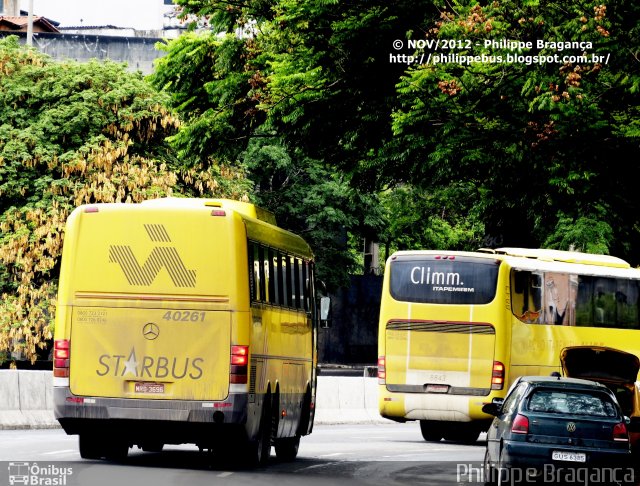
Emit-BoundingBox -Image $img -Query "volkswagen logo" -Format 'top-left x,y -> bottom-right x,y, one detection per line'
143,322 -> 160,340
567,422 -> 576,433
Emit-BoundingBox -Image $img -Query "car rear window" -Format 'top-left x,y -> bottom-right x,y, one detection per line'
527,389 -> 618,417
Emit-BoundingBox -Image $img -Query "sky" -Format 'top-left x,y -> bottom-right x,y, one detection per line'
19,0 -> 171,30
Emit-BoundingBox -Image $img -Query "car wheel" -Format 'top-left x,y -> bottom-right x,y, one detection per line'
483,449 -> 497,486
496,449 -> 509,486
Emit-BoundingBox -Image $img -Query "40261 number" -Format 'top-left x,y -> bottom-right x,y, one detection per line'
162,311 -> 206,322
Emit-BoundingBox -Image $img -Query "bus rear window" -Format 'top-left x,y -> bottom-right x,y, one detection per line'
389,257 -> 500,304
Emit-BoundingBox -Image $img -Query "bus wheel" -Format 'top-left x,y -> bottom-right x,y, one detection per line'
275,435 -> 300,462
103,438 -> 129,462
443,424 -> 480,444
79,434 -> 102,459
419,420 -> 443,442
245,395 -> 273,468
297,389 -> 312,436
141,442 -> 164,453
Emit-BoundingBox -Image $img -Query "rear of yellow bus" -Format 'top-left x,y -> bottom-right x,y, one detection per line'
53,199 -> 252,458
378,251 -> 509,443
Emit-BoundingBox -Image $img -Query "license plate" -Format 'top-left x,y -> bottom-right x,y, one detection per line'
135,382 -> 165,394
552,451 -> 586,463
425,384 -> 449,393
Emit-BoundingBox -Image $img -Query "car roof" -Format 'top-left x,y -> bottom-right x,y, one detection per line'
517,375 -> 611,390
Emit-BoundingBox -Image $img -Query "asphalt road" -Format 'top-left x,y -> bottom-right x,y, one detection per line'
0,423 -> 486,486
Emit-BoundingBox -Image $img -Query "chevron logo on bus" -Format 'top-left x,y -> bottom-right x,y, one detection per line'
109,224 -> 196,287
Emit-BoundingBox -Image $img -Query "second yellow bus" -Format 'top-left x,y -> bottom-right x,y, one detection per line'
378,248 -> 640,443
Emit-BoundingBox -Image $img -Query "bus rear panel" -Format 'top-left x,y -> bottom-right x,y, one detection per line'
378,251 -> 507,441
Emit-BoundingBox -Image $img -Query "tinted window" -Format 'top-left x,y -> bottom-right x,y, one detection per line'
527,389 -> 617,417
502,383 -> 528,416
511,269 -> 640,329
389,257 -> 500,304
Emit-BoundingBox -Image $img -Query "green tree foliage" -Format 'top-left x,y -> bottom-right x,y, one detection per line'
151,3 -> 402,287
242,139 -> 384,289
0,37 -> 249,363
379,183 -> 486,255
162,0 -> 639,265
391,0 -> 640,258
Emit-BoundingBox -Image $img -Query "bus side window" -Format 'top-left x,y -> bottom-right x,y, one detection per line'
575,276 -> 593,326
248,243 -> 256,302
289,256 -> 296,308
282,254 -> 291,307
302,260 -> 309,312
512,270 -> 542,323
258,245 -> 266,303
270,249 -> 279,305
293,258 -> 301,309
276,251 -> 285,306
616,280 -> 639,329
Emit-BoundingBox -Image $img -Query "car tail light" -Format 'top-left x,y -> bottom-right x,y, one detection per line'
230,345 -> 248,384
491,361 -> 505,390
53,339 -> 70,378
511,414 -> 529,434
378,356 -> 386,384
613,422 -> 629,442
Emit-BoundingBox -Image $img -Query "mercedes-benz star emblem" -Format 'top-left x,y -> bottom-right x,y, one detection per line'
143,322 -> 160,340
567,422 -> 576,433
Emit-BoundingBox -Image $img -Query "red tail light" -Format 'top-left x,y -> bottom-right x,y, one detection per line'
613,422 -> 629,442
378,356 -> 386,384
511,414 -> 529,434
53,339 -> 70,378
230,345 -> 249,384
491,361 -> 505,390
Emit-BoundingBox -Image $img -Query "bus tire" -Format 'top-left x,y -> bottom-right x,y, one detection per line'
275,435 -> 300,462
443,424 -> 480,444
297,388 -> 312,436
419,420 -> 443,442
141,442 -> 164,453
79,434 -> 102,460
104,439 -> 128,462
245,393 -> 272,468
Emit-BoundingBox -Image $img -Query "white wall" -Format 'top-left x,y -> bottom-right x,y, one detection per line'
19,0 -> 173,30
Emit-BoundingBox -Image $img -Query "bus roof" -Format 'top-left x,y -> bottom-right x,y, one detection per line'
479,247 -> 630,268
140,197 -> 313,259
141,198 -> 277,225
389,248 -> 640,279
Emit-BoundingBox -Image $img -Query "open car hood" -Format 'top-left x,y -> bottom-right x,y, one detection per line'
561,346 -> 639,385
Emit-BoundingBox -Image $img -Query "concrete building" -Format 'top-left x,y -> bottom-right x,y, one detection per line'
0,0 -> 203,74
15,0 -> 194,39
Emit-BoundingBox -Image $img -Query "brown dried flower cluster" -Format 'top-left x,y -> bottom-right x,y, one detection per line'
438,79 -> 461,96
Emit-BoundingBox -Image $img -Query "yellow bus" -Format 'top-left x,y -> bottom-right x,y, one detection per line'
53,198 -> 322,466
377,248 -> 640,443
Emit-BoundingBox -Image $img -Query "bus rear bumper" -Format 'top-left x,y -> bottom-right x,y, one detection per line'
53,387 -> 248,438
